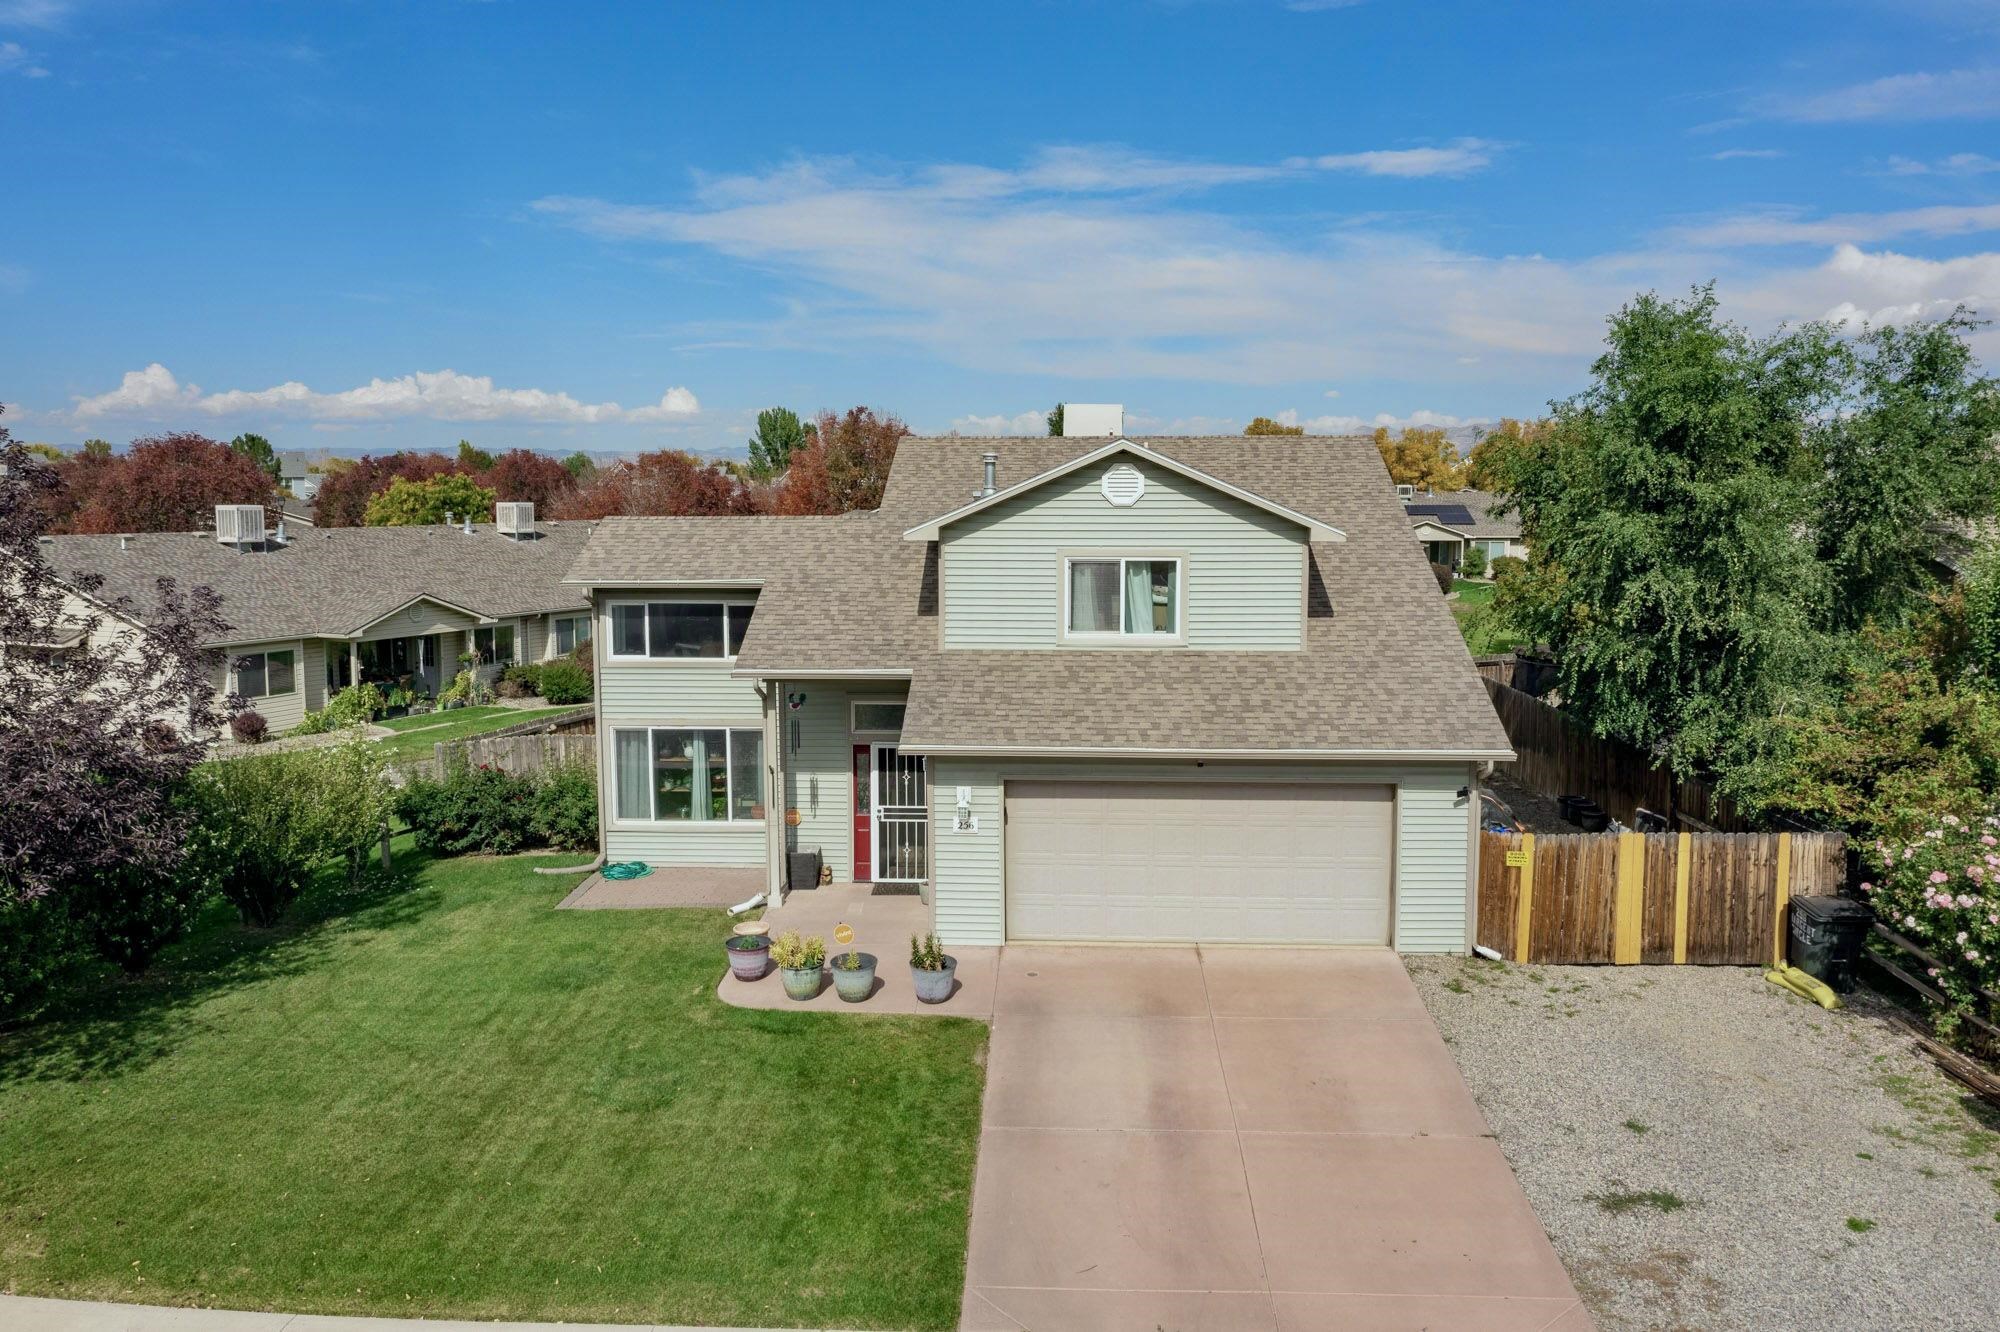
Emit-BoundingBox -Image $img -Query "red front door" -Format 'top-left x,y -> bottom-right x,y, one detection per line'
852,743 -> 872,882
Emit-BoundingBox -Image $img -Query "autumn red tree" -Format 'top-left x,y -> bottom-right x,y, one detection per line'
483,448 -> 580,512
311,451 -> 459,526
42,432 -> 282,534
554,449 -> 757,518
773,407 -> 909,515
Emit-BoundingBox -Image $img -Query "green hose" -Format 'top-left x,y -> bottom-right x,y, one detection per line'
601,861 -> 653,880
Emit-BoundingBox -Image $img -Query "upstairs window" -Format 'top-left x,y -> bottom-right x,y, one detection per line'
1065,558 -> 1179,638
609,601 -> 753,659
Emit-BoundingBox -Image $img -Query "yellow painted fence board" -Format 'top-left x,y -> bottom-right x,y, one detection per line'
1613,832 -> 1645,964
1673,831 -> 1692,964
1774,832 -> 1792,969
1513,833 -> 1536,964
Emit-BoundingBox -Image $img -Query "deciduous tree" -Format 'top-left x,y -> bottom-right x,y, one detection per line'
1244,416 -> 1303,435
456,439 -> 495,472
1374,426 -> 1467,490
775,407 -> 909,515
229,432 -> 281,484
43,432 -> 281,534
1464,419 -> 1552,491
364,472 -> 499,526
747,407 -> 814,480
310,451 -> 457,526
482,448 -> 579,512
554,449 -> 757,518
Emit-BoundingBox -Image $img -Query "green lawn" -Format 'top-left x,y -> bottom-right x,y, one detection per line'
1450,578 -> 1526,654
0,848 -> 987,1329
370,704 -> 576,761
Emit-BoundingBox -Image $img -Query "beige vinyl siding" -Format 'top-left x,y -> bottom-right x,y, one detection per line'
595,595 -> 768,866
519,613 -> 550,664
926,760 -> 1474,952
358,602 -> 480,642
783,686 -> 857,884
939,456 -> 1307,650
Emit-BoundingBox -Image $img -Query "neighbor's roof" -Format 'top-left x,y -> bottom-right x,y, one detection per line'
561,435 -> 1511,758
1404,488 -> 1519,541
45,520 -> 596,646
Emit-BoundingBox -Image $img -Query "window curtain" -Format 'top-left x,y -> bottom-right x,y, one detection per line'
614,730 -> 651,820
1071,561 -> 1119,632
1123,560 -> 1154,634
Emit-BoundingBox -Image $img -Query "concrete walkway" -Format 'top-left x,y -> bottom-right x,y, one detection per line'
959,947 -> 1593,1332
0,1294 -> 851,1331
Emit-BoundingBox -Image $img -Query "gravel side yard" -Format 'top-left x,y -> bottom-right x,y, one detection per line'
1407,957 -> 2000,1331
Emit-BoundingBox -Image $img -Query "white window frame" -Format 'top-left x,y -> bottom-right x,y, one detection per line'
471,621 -> 517,666
610,724 -> 767,825
1058,553 -> 1186,646
234,647 -> 298,699
850,698 -> 907,737
605,598 -> 754,663
552,613 -> 592,656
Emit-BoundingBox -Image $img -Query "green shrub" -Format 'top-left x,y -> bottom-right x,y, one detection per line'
295,682 -> 385,735
1489,554 -> 1526,584
1429,561 -> 1455,594
1461,546 -> 1488,579
187,737 -> 394,926
530,763 -> 598,850
770,931 -> 826,970
499,664 -> 544,699
537,659 -> 592,704
0,893 -> 84,1019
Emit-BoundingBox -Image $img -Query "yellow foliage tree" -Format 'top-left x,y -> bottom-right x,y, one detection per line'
1464,418 -> 1553,490
1373,426 -> 1466,490
1244,416 -> 1304,436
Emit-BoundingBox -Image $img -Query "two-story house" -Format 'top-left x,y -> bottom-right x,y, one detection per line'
563,435 -> 1513,952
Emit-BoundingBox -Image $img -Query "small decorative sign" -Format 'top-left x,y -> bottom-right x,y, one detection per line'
1505,850 -> 1531,868
784,809 -> 802,827
833,923 -> 855,946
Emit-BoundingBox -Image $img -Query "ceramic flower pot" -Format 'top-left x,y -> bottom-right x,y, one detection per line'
780,964 -> 823,1001
831,952 -> 877,1002
724,936 -> 769,981
911,956 -> 957,1004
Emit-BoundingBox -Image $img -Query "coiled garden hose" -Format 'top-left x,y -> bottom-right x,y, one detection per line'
600,861 -> 654,881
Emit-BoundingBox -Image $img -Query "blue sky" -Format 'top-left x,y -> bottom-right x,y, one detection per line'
3,0 -> 1999,460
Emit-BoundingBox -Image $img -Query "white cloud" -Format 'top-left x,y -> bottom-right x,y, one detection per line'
534,151 -> 2000,388
1672,202 -> 2000,246
1289,138 -> 1502,178
0,40 -> 49,76
1731,243 -> 2000,332
1708,148 -> 1785,161
1322,388 -> 1340,399
0,1 -> 70,29
1274,407 -> 1485,432
1885,152 -> 2000,175
70,364 -> 700,425
949,410 -> 1049,436
1758,67 -> 2000,123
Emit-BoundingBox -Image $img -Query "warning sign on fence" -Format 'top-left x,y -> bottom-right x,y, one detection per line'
1505,850 -> 1531,868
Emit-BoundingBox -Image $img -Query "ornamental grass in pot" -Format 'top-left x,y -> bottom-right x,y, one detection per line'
724,931 -> 770,981
770,931 -> 826,1001
910,931 -> 956,1004
831,949 -> 877,1002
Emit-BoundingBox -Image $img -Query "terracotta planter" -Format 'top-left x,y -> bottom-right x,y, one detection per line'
911,956 -> 957,1004
724,936 -> 769,981
780,965 -> 823,1002
831,952 -> 877,1002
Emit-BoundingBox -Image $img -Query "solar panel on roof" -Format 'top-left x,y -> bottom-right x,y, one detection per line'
1406,503 -> 1475,526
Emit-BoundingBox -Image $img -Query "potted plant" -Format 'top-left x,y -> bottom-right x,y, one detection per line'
770,931 -> 826,1001
725,932 -> 770,981
910,932 -> 956,1004
831,948 -> 877,1002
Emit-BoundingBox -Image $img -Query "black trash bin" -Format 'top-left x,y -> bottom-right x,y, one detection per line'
1788,895 -> 1874,992
787,846 -> 822,893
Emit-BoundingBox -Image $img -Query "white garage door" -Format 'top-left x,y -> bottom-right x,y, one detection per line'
1004,781 -> 1394,944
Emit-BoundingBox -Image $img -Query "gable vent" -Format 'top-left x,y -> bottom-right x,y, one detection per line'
1100,462 -> 1145,507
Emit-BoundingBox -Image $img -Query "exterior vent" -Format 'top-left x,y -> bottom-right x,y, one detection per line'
1395,483 -> 1416,503
495,501 -> 536,538
1061,403 -> 1124,437
214,504 -> 267,547
1100,462 -> 1145,507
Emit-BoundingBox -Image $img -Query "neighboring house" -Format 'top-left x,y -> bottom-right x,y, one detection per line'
43,504 -> 597,732
565,435 -> 1513,953
1403,488 -> 1524,570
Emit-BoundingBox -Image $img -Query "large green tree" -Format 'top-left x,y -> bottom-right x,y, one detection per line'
363,473 -> 498,526
747,407 -> 813,480
230,432 -> 281,483
1496,287 -> 1839,779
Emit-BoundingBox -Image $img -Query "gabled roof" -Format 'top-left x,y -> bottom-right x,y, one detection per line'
899,438 -> 1345,543
344,592 -> 495,637
45,520 -> 596,647
1404,488 -> 1519,541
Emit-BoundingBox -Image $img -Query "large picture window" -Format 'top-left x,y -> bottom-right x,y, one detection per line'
236,648 -> 296,698
608,601 -> 754,659
613,727 -> 765,822
1064,558 -> 1179,637
472,623 -> 516,665
553,614 -> 592,655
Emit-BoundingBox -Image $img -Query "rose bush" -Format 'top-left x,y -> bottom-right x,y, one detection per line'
1865,811 -> 2000,1037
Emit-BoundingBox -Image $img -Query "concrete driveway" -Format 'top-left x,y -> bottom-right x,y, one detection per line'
960,947 -> 1592,1332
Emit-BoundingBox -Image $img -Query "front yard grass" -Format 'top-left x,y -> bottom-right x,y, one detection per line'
1450,578 -> 1525,654
0,847 -> 987,1330
370,704 -> 575,761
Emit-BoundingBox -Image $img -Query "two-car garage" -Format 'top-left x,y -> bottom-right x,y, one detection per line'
1001,780 -> 1395,945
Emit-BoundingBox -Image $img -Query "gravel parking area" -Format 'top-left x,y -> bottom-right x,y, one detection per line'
1407,957 -> 2000,1331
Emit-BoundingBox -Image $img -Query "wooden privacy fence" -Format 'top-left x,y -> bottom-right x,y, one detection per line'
432,732 -> 597,778
1477,830 -> 1846,966
1484,678 -> 1749,832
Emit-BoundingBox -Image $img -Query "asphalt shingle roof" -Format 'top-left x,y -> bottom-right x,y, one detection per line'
564,435 -> 1512,759
1406,488 -> 1519,541
46,520 -> 596,646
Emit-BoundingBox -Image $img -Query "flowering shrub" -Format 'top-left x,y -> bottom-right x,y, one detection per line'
1865,811 -> 2000,1035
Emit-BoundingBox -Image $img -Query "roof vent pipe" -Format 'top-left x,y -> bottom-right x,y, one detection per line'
462,514 -> 474,535
981,451 -> 998,498
444,510 -> 454,528
119,535 -> 131,551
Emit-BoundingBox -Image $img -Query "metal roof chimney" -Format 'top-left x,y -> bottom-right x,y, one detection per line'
980,451 -> 998,498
